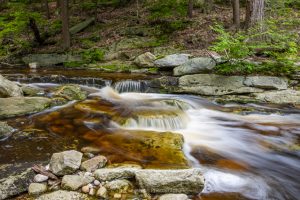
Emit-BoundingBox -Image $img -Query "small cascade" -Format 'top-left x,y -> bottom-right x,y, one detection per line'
123,109 -> 189,130
113,80 -> 148,93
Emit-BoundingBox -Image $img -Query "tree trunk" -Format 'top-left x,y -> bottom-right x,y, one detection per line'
60,0 -> 70,50
29,18 -> 44,45
232,0 -> 240,28
56,0 -> 60,8
245,0 -> 264,28
187,0 -> 194,18
44,0 -> 50,19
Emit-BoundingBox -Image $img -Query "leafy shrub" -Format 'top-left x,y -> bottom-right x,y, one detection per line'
81,48 -> 105,63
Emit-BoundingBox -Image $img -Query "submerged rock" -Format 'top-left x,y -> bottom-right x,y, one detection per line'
174,57 -> 216,76
53,84 -> 87,101
35,190 -> 88,200
21,85 -> 44,96
154,54 -> 191,68
61,174 -> 95,190
0,74 -> 23,97
28,183 -> 47,196
178,74 -> 263,95
244,76 -> 288,90
0,121 -> 14,141
134,52 -> 157,68
49,150 -> 83,176
0,97 -> 52,119
80,155 -> 107,172
135,169 -> 204,194
158,194 -> 189,200
0,168 -> 35,199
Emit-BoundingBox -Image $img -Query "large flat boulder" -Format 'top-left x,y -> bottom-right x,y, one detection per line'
22,54 -> 81,67
0,97 -> 52,119
173,57 -> 216,76
49,150 -> 83,176
0,74 -> 22,97
244,76 -> 288,90
0,167 -> 35,199
178,74 -> 263,95
154,54 -> 191,68
253,90 -> 300,104
135,169 -> 204,194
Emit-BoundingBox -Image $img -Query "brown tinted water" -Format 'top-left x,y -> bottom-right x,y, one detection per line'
1,69 -> 300,200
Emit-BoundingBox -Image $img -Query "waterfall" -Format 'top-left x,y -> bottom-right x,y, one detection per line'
113,80 -> 148,93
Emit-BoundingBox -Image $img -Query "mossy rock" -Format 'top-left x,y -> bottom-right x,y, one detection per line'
53,84 -> 87,101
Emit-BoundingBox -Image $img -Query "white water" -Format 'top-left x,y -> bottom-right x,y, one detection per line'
91,87 -> 300,200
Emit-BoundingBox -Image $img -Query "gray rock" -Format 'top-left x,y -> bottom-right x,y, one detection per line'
34,174 -> 49,183
0,74 -> 22,97
178,74 -> 263,96
150,76 -> 179,89
0,168 -> 35,199
244,76 -> 288,90
22,54 -> 82,67
61,174 -> 95,190
28,183 -> 47,196
159,194 -> 189,200
0,97 -> 52,119
134,52 -> 157,68
253,90 -> 300,104
80,155 -> 107,172
135,169 -> 204,194
35,190 -> 88,200
94,168 -> 137,181
49,150 -> 83,176
154,54 -> 191,68
21,85 -> 44,96
53,84 -> 87,101
174,57 -> 216,76
0,121 -> 14,141
96,186 -> 108,198
105,179 -> 132,193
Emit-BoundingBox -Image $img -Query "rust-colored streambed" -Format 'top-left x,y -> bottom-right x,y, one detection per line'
1,69 -> 300,200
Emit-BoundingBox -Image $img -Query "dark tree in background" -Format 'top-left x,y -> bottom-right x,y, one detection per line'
60,0 -> 70,49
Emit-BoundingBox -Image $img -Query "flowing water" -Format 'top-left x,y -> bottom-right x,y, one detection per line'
1,69 -> 300,200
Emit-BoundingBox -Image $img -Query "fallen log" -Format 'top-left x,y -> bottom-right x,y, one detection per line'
70,17 -> 95,35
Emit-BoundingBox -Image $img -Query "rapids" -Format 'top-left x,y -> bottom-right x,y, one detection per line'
0,70 -> 299,200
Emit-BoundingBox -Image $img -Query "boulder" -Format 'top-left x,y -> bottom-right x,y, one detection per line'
80,155 -> 107,172
35,190 -> 88,200
135,169 -> 204,194
28,183 -> 47,196
178,74 -> 263,96
253,90 -> 300,104
0,97 -> 52,119
174,57 -> 216,76
94,168 -> 137,181
134,52 -> 157,68
53,84 -> 87,101
0,121 -> 14,141
154,54 -> 191,68
158,194 -> 189,200
105,179 -> 132,193
244,76 -> 288,90
0,168 -> 35,199
61,174 -> 95,190
21,85 -> 44,96
49,150 -> 83,176
0,74 -> 22,97
22,54 -> 82,67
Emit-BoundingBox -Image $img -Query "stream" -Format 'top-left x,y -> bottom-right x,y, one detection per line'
1,68 -> 300,200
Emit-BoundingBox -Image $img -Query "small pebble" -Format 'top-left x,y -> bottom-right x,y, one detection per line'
114,193 -> 122,199
88,183 -> 93,188
89,188 -> 96,196
34,174 -> 48,183
94,180 -> 101,186
84,152 -> 95,158
82,185 -> 90,193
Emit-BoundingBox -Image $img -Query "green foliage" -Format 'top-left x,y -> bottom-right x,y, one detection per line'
148,0 -> 187,20
81,48 -> 105,63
